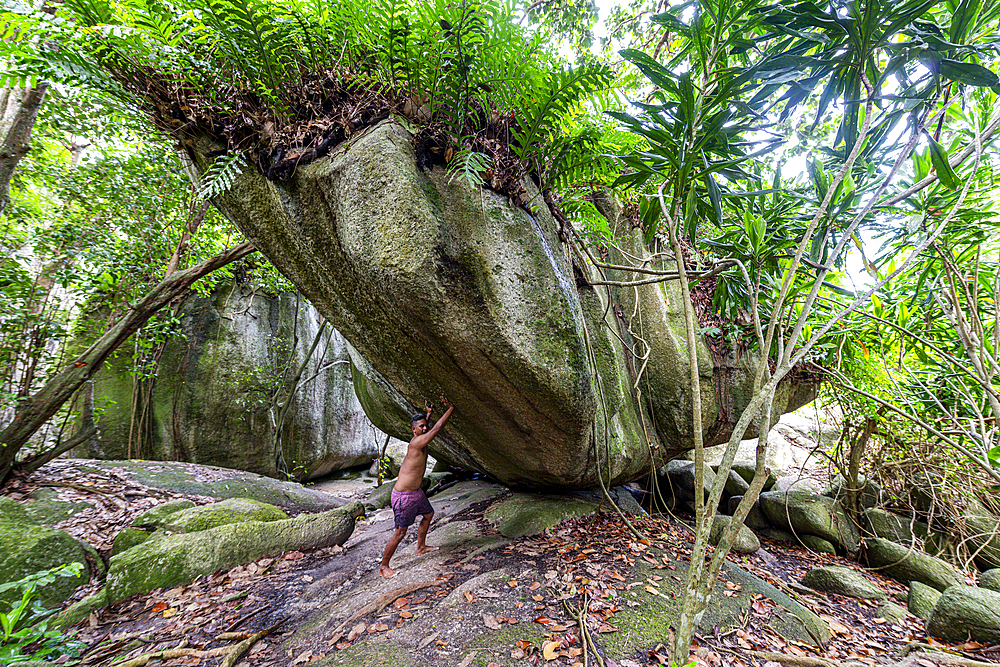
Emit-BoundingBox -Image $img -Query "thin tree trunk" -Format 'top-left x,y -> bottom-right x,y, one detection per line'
0,83 -> 48,215
0,242 -> 256,485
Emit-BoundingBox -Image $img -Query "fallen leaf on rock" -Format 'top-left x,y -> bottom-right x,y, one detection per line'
400,611 -> 413,619
532,594 -> 544,602
290,650 -> 313,665
457,651 -> 477,667
464,590 -> 475,603
394,597 -> 410,609
151,602 -> 168,613
162,608 -> 178,618
598,623 -> 617,633
507,579 -> 518,587
550,624 -> 567,632
335,642 -> 350,650
543,641 -> 560,661
347,622 -> 366,641
511,648 -> 526,660
530,581 -> 541,590
483,615 -> 503,630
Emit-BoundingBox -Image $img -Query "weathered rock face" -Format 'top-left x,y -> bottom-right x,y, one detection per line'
76,282 -> 394,480
194,120 -> 813,488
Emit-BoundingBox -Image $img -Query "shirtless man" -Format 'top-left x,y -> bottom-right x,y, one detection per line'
379,396 -> 454,578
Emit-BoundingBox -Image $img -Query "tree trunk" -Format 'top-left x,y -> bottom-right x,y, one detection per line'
0,241 -> 256,485
0,83 -> 48,215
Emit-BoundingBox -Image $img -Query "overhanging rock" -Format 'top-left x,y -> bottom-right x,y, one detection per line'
193,120 -> 812,488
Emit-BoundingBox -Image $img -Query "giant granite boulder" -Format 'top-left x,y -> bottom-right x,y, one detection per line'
75,288 -> 389,480
192,119 -> 813,488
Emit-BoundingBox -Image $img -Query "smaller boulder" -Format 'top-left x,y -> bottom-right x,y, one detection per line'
908,581 -> 942,621
980,569 -> 1000,592
876,602 -> 908,624
658,460 -> 716,508
863,537 -> 965,591
366,480 -> 395,509
731,463 -> 776,490
161,498 -> 288,533
132,499 -> 196,528
926,585 -> 1000,644
724,470 -> 750,497
759,491 -> 860,554
772,476 -> 824,495
708,515 -> 760,554
727,495 -> 769,530
801,566 -> 885,600
0,498 -> 90,607
799,534 -> 837,555
112,528 -> 153,555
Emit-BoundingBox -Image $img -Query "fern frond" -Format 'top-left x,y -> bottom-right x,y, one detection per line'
512,63 -> 615,166
446,149 -> 491,189
197,152 -> 245,200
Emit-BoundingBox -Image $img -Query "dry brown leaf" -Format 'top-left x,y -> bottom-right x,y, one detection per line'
483,615 -> 503,630
464,590 -> 474,603
542,641 -> 560,661
400,611 -> 413,619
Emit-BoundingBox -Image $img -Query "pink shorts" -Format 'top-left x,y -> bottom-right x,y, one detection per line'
390,488 -> 434,528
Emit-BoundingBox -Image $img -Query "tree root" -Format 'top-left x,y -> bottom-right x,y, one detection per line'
113,624 -> 279,667
749,650 -> 839,667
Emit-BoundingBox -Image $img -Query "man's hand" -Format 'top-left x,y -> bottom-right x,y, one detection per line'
440,396 -> 453,410
425,400 -> 434,417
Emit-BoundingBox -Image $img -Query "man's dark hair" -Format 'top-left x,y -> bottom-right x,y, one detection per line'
411,413 -> 427,425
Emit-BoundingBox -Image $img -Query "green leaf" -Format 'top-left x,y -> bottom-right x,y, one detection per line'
950,0 -> 982,44
939,59 -> 1000,88
925,134 -> 961,190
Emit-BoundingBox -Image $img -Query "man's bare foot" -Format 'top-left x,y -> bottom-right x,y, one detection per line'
416,545 -> 438,555
379,565 -> 397,578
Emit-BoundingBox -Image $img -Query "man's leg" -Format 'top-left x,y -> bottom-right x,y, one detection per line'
415,512 -> 437,555
380,526 -> 408,577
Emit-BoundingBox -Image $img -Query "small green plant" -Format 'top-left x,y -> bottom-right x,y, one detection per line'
0,562 -> 88,665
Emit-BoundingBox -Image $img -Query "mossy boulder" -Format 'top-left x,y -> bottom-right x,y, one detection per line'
908,581 -> 941,621
962,497 -> 1000,571
863,537 -> 965,591
0,498 -> 90,607
860,508 -> 959,565
799,534 -> 837,555
801,566 -> 885,600
726,495 -> 769,530
657,460 -> 716,509
112,528 -> 154,555
708,515 -> 760,554
75,284 -> 384,481
723,470 -> 749,497
485,493 -> 599,538
759,491 -> 859,554
161,498 -> 288,532
926,585 -> 1000,643
132,499 -> 196,528
730,463 -> 776,490
194,119 -> 812,488
980,569 -> 1000,592
106,502 -> 364,602
876,602 -> 908,624
71,460 -> 344,511
21,487 -> 95,525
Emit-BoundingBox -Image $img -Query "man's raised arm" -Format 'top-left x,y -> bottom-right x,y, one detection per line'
423,396 -> 454,442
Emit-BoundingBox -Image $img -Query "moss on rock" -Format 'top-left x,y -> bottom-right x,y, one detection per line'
484,493 -> 599,538
106,503 -> 363,602
0,498 -> 90,607
161,498 -> 288,533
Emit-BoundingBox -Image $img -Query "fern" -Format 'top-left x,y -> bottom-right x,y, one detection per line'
512,64 -> 615,168
197,152 -> 245,200
446,148 -> 491,189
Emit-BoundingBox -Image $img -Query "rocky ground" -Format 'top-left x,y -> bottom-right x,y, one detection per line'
7,455 -> 999,667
